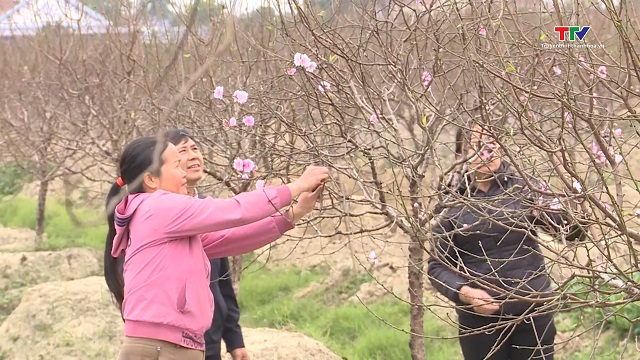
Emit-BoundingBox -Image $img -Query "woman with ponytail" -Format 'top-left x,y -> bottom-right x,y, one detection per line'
104,135 -> 328,359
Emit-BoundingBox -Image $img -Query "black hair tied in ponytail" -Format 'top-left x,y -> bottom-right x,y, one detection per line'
103,136 -> 168,316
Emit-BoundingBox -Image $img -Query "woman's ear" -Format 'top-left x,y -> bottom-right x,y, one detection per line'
142,172 -> 159,191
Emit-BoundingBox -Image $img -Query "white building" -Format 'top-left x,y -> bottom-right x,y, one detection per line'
0,0 -> 111,37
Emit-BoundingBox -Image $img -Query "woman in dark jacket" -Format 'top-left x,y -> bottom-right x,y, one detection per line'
428,123 -> 582,360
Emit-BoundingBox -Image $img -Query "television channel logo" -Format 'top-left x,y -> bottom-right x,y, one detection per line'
554,26 -> 590,41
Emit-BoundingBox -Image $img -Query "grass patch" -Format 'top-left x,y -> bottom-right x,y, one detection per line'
238,260 -> 461,360
554,319 -> 628,360
0,196 -> 105,250
0,288 -> 24,325
554,310 -> 634,359
567,331 -> 627,360
322,270 -> 374,305
0,163 -> 32,197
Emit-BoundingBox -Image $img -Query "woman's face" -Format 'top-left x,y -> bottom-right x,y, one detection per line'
175,137 -> 204,186
156,144 -> 188,195
468,125 -> 502,176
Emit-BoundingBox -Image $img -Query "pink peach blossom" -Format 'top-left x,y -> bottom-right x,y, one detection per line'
294,53 -> 310,67
369,250 -> 379,265
615,154 -> 623,164
242,159 -> 256,172
233,158 -> 244,172
597,65 -> 608,79
305,61 -> 317,73
564,112 -> 572,123
318,81 -> 331,92
422,71 -> 432,88
232,90 -> 248,104
243,115 -> 255,126
214,86 -> 224,99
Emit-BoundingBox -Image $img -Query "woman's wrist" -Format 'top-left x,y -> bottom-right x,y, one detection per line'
288,205 -> 306,223
285,207 -> 294,223
286,181 -> 304,199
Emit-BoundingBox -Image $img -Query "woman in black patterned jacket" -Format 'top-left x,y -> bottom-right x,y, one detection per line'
428,122 -> 583,360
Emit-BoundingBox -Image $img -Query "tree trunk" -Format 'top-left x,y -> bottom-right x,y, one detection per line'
35,179 -> 49,245
408,235 -> 426,360
231,255 -> 243,296
408,175 -> 426,360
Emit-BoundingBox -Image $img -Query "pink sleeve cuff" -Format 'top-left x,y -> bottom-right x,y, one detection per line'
273,213 -> 295,234
274,185 -> 293,209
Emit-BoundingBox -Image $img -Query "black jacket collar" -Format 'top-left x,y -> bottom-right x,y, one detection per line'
456,161 -> 515,196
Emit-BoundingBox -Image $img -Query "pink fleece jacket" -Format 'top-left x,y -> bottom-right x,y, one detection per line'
111,185 -> 293,351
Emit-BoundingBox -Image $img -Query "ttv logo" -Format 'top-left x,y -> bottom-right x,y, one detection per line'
554,26 -> 590,41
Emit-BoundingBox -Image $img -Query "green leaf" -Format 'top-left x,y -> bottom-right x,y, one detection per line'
421,115 -> 427,126
539,32 -> 547,41
329,54 -> 337,63
183,53 -> 190,58
266,25 -> 273,31
505,63 -> 516,73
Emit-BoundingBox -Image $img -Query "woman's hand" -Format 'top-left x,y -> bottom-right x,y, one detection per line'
459,286 -> 500,315
230,348 -> 250,360
287,166 -> 330,197
288,185 -> 324,223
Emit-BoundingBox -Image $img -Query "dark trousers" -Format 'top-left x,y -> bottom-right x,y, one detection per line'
457,312 -> 556,360
204,342 -> 222,360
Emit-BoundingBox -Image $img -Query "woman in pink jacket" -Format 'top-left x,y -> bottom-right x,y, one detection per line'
103,135 -> 328,360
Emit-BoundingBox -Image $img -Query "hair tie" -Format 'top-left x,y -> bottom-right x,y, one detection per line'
116,177 -> 125,187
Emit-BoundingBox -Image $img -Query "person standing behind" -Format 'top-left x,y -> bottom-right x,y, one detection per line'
427,122 -> 584,360
166,129 -> 248,360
